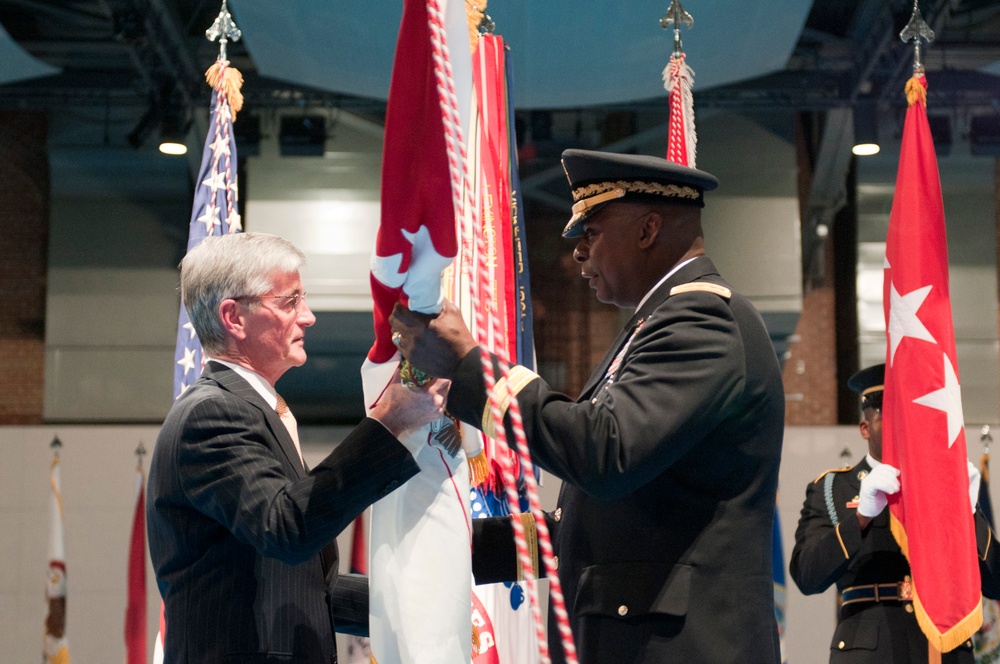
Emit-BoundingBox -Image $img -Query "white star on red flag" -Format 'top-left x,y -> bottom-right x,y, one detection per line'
887,280 -> 935,364
912,351 -> 965,448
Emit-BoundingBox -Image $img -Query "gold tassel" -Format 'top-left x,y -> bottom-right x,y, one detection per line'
468,449 -> 490,486
905,75 -> 926,108
466,0 -> 486,53
205,61 -> 245,122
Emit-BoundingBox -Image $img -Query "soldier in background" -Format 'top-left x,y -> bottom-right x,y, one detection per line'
790,363 -> 1000,663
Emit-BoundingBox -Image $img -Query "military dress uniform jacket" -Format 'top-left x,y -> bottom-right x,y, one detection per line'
789,457 -> 1000,663
147,362 -> 420,664
454,256 -> 785,664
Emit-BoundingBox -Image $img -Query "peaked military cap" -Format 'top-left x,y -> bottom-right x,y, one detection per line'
847,363 -> 885,410
560,148 -> 719,238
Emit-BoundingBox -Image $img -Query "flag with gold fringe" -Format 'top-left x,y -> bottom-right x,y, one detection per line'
882,68 -> 982,654
43,438 -> 69,664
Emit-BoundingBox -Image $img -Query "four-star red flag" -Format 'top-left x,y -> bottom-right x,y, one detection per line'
882,73 -> 982,652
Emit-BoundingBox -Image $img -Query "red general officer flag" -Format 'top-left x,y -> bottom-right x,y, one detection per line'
882,73 -> 981,652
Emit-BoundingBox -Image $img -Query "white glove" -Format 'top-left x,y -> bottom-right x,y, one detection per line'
969,460 -> 981,515
857,463 -> 901,518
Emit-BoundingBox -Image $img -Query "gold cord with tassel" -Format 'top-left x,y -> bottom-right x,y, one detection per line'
905,75 -> 926,108
205,60 -> 244,121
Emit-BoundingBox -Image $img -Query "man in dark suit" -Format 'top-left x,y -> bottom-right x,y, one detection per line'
147,232 -> 447,664
391,149 -> 785,663
790,364 -> 1000,662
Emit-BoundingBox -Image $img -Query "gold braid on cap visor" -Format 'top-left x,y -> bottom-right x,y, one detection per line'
572,179 -> 701,205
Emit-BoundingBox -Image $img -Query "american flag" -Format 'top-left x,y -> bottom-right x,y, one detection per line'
172,76 -> 242,399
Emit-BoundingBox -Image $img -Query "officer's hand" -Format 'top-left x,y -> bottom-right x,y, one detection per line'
969,460 -> 981,515
857,463 -> 901,518
390,300 -> 478,379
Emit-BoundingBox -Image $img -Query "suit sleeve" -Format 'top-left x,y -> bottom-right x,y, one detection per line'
448,291 -> 746,501
329,573 -> 370,636
178,396 -> 419,565
789,477 -> 865,595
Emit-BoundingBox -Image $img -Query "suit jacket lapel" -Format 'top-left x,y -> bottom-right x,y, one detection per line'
202,361 -> 305,477
578,257 -> 722,399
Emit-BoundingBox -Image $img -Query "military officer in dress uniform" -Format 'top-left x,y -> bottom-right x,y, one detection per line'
790,363 -> 1000,663
391,149 -> 785,664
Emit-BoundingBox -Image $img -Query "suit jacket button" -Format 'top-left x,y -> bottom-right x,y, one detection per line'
618,605 -> 628,617
554,508 -> 562,522
380,480 -> 400,497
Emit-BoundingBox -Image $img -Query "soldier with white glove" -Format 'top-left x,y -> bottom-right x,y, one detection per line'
789,364 -> 1000,663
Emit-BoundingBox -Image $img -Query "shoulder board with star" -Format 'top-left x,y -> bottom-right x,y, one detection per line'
669,282 -> 732,299
811,466 -> 852,484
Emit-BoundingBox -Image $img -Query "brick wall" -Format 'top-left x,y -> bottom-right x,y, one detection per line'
0,111 -> 48,423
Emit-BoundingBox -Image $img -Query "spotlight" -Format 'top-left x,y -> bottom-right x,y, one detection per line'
279,116 -> 326,156
158,110 -> 189,156
852,101 -> 880,157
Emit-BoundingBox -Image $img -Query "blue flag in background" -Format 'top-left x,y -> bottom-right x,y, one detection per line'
506,49 -> 534,372
172,85 -> 241,399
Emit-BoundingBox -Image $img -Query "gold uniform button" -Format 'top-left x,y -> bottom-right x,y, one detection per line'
618,605 -> 628,617
905,604 -> 914,614
857,470 -> 868,481
838,641 -> 845,650
554,508 -> 563,522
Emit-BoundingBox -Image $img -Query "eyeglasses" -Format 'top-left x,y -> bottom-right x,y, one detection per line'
232,292 -> 307,310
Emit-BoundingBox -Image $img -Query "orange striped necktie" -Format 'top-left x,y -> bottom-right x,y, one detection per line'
274,394 -> 304,467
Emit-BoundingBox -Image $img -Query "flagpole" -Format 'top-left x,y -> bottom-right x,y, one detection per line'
884,1 -> 982,656
660,0 -> 696,167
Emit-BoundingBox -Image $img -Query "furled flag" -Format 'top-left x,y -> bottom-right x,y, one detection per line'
882,70 -> 982,652
172,58 -> 243,400
466,25 -> 540,664
661,0 -> 696,167
43,437 -> 69,664
975,443 -> 1000,663
360,0 -> 473,662
772,500 -> 787,664
345,515 -> 371,664
125,447 -> 147,664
